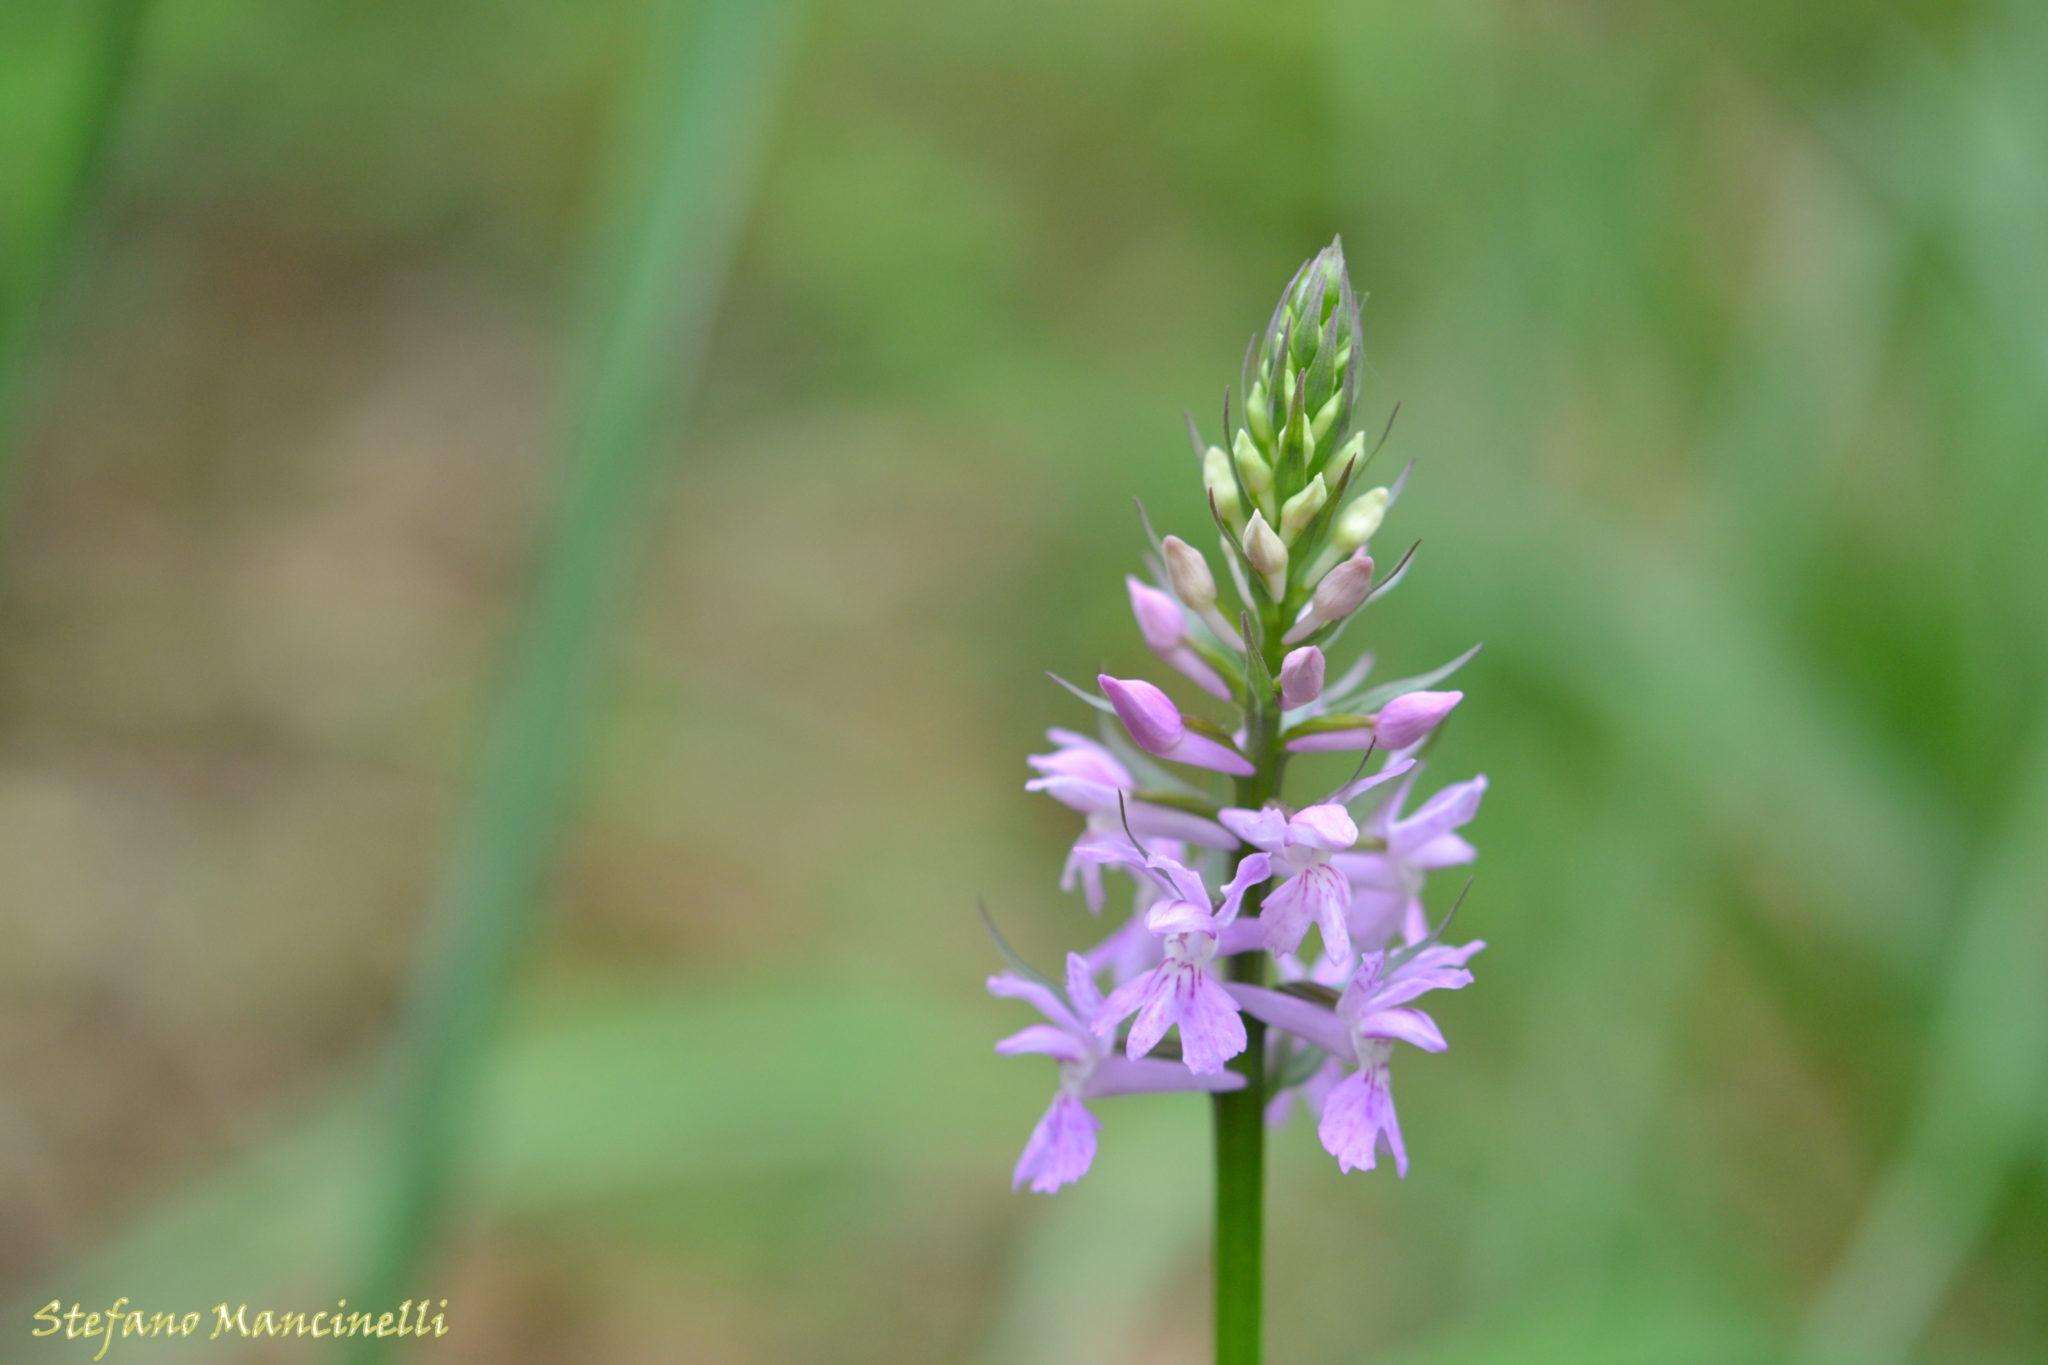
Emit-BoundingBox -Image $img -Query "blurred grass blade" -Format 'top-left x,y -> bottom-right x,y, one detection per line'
0,0 -> 149,514
1790,708 -> 2048,1365
340,0 -> 798,1357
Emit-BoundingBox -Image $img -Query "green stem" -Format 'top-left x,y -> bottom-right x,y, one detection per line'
1213,616 -> 1289,1364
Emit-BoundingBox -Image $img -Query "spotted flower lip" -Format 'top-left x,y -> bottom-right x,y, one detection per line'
1226,939 -> 1482,1175
1220,803 -> 1359,962
992,952 -> 1245,1193
1079,848 -> 1271,1075
1098,674 -> 1255,776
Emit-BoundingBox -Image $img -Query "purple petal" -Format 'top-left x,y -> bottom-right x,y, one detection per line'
1407,832 -> 1478,870
1224,982 -> 1354,1058
1317,1065 -> 1406,1176
1026,773 -> 1122,815
1343,889 -> 1412,956
1215,918 -> 1265,956
1405,939 -> 1487,973
1219,806 -> 1288,851
1391,775 -> 1488,855
1353,1005 -> 1447,1052
1027,734 -> 1132,790
1258,873 -> 1317,957
1088,1055 -> 1247,1097
1331,849 -> 1401,890
1064,952 -> 1103,1020
1287,804 -> 1359,852
1164,729 -> 1256,776
988,974 -> 1083,1033
1143,898 -> 1218,939
1145,854 -> 1213,910
1124,803 -> 1237,849
1176,973 -> 1248,1074
1215,853 -> 1273,924
1287,725 -> 1377,754
996,1024 -> 1089,1063
1014,1092 -> 1100,1193
1298,863 -> 1354,963
1092,969 -> 1155,1037
1098,674 -> 1185,754
1121,969 -> 1181,1057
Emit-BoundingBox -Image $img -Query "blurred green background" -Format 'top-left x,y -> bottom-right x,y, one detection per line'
3,0 -> 2045,1361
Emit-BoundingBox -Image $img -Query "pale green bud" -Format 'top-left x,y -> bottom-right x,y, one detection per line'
1331,430 -> 1366,483
1161,535 -> 1216,611
1232,428 -> 1273,496
1279,473 -> 1328,541
1333,486 -> 1390,552
1247,381 -> 1274,446
1202,446 -> 1241,523
1311,391 -> 1344,445
1241,511 -> 1289,600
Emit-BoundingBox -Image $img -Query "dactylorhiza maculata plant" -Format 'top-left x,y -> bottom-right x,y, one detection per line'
987,242 -> 1487,1362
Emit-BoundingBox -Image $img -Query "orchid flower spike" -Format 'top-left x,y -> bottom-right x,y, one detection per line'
991,242 -> 1495,1230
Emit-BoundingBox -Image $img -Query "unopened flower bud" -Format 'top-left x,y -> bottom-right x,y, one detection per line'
1247,381 -> 1274,445
1162,535 -> 1216,610
1333,487 -> 1389,552
1278,473 -> 1328,541
1202,446 -> 1242,524
1331,430 -> 1366,483
1279,646 -> 1325,709
1312,549 -> 1374,619
1233,428 -> 1273,497
1241,511 -> 1289,600
1372,689 -> 1463,749
1282,550 -> 1373,644
1097,674 -> 1254,776
1311,393 -> 1344,445
1125,577 -> 1186,653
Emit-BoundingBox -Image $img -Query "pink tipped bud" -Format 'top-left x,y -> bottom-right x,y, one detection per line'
1279,646 -> 1325,709
1311,550 -> 1375,622
1126,577 -> 1186,653
1373,689 -> 1463,749
1097,674 -> 1185,754
1161,535 -> 1217,611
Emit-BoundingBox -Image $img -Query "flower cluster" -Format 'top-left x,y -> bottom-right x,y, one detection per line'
991,242 -> 1488,1192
